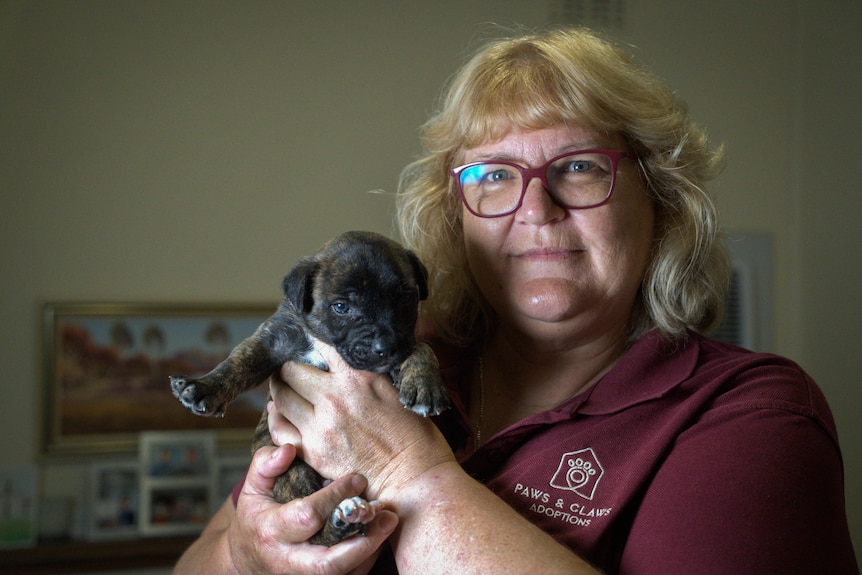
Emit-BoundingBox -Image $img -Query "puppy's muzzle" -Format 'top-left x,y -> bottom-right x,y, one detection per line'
343,332 -> 408,373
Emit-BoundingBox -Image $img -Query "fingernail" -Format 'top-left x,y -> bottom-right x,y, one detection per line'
270,443 -> 291,459
378,512 -> 398,533
350,474 -> 367,492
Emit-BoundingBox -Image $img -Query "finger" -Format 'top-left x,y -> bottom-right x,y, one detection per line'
278,358 -> 327,395
266,400 -> 301,447
314,339 -> 350,371
280,510 -> 397,575
302,337 -> 344,368
279,341 -> 352,391
292,341 -> 398,403
283,357 -> 383,410
275,473 -> 372,542
270,375 -> 314,422
242,443 -> 297,497
322,511 -> 398,574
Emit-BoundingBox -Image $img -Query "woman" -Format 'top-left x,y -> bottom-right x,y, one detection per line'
174,27 -> 858,575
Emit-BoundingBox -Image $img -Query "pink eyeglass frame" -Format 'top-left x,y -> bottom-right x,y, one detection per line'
450,149 -> 631,218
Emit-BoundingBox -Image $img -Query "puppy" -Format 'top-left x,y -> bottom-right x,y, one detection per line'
169,230 -> 449,546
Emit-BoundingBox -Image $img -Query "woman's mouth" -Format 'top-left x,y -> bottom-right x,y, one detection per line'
516,247 -> 578,260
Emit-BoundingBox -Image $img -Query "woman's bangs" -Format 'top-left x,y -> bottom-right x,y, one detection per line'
458,73 -> 579,149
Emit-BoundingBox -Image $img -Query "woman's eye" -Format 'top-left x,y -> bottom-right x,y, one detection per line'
331,302 -> 350,314
487,169 -> 512,182
562,160 -> 593,173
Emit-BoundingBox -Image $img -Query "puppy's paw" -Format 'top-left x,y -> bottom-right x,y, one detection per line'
169,376 -> 226,417
398,378 -> 451,417
309,496 -> 379,545
331,496 -> 379,529
394,345 -> 450,417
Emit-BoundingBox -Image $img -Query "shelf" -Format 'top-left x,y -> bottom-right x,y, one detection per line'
0,535 -> 197,574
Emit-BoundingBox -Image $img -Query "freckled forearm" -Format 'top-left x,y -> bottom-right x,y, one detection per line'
173,501 -> 239,575
384,462 -> 600,575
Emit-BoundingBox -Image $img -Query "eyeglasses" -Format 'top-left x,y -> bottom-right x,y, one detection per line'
451,149 -> 630,218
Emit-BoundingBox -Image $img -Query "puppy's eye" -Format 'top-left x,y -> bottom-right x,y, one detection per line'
331,301 -> 350,315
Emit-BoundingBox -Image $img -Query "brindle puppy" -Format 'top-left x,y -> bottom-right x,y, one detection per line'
170,231 -> 449,545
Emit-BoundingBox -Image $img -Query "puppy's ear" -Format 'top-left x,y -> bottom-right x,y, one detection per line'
407,251 -> 429,301
282,258 -> 319,313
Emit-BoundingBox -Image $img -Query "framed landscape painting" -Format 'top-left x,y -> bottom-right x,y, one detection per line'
42,302 -> 274,457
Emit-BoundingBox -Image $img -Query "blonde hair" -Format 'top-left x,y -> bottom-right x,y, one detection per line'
397,27 -> 730,346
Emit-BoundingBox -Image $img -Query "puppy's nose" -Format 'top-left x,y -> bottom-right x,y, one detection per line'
371,341 -> 391,360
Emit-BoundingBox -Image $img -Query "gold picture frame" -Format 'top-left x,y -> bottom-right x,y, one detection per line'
42,302 -> 275,458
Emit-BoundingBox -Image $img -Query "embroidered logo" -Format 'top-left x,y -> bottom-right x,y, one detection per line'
549,447 -> 603,500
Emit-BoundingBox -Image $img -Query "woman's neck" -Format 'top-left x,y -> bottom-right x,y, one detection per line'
471,326 -> 628,444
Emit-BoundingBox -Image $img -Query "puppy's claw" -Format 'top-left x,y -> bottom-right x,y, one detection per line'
408,403 -> 439,417
398,394 -> 450,417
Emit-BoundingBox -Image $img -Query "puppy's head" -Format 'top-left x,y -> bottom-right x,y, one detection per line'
282,231 -> 428,373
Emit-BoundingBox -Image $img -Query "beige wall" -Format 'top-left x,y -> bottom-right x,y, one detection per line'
1,0 -> 859,565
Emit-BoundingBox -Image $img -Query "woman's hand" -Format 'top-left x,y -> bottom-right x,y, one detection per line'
224,442 -> 398,575
260,344 -> 597,575
267,342 -> 456,501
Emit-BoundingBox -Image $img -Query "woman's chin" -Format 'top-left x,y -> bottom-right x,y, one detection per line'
513,278 -> 585,324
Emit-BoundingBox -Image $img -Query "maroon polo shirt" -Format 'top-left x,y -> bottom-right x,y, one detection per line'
232,330 -> 858,574
430,329 -> 858,574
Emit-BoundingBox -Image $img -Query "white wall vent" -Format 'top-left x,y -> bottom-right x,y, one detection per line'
709,232 -> 773,352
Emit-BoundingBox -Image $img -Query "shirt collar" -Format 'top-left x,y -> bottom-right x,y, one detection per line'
433,328 -> 699,426
569,329 -> 699,416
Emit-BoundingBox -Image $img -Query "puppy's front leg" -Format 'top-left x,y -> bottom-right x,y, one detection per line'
170,311 -> 297,417
391,342 -> 450,416
170,333 -> 278,417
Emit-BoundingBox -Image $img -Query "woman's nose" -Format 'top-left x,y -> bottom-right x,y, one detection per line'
515,177 -> 566,224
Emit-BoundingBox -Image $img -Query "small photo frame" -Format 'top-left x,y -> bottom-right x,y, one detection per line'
139,431 -> 216,536
85,460 -> 140,540
145,485 -> 213,533
142,434 -> 213,479
0,466 -> 39,548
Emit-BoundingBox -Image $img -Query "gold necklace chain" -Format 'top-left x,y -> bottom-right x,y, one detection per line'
475,354 -> 485,447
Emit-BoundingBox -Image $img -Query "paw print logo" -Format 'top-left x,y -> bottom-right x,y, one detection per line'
550,448 -> 604,500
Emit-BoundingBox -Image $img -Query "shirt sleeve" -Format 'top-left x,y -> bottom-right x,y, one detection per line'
230,470 -> 247,507
619,371 -> 857,574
